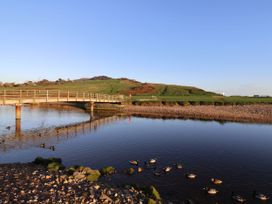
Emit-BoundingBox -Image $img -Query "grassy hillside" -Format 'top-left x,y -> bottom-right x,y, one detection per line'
0,77 -> 214,96
1,77 -> 271,105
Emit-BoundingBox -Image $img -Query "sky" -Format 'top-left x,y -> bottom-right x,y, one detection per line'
0,0 -> 271,96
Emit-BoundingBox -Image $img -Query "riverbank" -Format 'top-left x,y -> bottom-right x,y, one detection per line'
124,105 -> 272,124
0,161 -> 151,204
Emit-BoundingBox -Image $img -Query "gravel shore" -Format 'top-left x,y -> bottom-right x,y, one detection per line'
0,163 -> 148,204
124,105 -> 272,124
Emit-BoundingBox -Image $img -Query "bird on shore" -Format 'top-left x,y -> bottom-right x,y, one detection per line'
129,160 -> 139,166
231,192 -> 246,203
253,191 -> 270,201
6,126 -> 11,130
203,187 -> 219,195
211,178 -> 223,185
186,173 -> 197,179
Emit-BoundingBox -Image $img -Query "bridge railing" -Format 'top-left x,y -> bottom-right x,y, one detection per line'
0,90 -> 126,103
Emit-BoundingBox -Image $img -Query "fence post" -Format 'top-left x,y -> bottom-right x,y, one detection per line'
33,90 -> 36,103
58,90 -> 60,102
19,90 -> 22,103
46,90 -> 49,102
3,90 -> 6,104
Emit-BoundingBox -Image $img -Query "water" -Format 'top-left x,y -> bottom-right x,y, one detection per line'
0,105 -> 272,203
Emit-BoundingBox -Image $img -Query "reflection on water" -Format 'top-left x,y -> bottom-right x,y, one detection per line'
1,106 -> 272,203
0,115 -> 128,152
0,105 -> 90,136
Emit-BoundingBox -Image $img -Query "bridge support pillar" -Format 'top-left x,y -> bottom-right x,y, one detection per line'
15,104 -> 22,135
15,104 -> 22,120
90,102 -> 94,120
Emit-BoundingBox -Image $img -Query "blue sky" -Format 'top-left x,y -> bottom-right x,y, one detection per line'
0,0 -> 271,96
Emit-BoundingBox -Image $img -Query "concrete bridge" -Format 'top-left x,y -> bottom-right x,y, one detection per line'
0,90 -> 126,132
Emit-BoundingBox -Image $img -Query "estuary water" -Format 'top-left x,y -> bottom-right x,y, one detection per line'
0,105 -> 272,203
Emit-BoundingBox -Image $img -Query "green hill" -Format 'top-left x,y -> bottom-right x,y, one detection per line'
1,76 -> 272,105
0,76 -> 215,97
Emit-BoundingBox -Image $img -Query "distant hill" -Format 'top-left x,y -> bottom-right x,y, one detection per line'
0,76 -> 216,96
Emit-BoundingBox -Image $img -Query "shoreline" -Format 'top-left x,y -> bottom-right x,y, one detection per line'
124,104 -> 272,124
0,160 -> 155,204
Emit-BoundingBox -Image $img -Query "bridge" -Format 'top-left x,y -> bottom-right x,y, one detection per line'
0,90 -> 126,132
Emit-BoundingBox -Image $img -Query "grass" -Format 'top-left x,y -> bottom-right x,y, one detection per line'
1,78 -> 271,105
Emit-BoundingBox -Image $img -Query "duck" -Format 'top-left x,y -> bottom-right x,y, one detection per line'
211,178 -> 223,185
49,146 -> 55,151
149,158 -> 157,165
164,166 -> 172,173
253,191 -> 270,201
154,171 -> 161,177
176,163 -> 183,169
137,167 -> 143,173
6,126 -> 11,130
186,173 -> 197,179
203,187 -> 219,195
129,160 -> 139,166
231,192 -> 246,203
40,143 -> 45,148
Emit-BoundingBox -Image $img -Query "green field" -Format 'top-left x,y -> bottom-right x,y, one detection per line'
1,78 -> 271,105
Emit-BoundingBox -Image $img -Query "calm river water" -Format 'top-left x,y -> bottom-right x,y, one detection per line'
0,105 -> 272,203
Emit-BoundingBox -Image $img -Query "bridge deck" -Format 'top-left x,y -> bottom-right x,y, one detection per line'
0,90 -> 125,105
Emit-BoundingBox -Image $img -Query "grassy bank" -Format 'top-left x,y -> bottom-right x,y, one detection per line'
131,95 -> 272,106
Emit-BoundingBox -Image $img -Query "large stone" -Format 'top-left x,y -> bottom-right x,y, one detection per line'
150,186 -> 161,201
100,166 -> 116,175
47,162 -> 64,172
33,157 -> 62,166
86,170 -> 101,182
73,172 -> 86,180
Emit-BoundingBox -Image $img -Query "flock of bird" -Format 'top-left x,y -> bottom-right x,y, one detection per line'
128,158 -> 270,202
2,125 -> 270,202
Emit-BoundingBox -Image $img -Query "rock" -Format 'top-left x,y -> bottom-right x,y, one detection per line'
86,170 -> 101,182
47,162 -> 64,172
66,166 -> 78,175
148,198 -> 156,204
100,166 -> 116,175
125,168 -> 135,175
100,193 -> 113,203
73,172 -> 85,180
33,157 -> 62,166
150,186 -> 161,201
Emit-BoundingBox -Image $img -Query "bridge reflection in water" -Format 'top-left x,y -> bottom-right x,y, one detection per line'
0,114 -> 129,152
